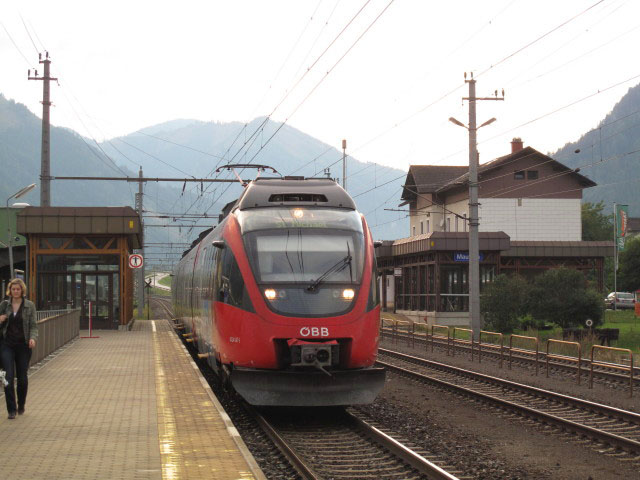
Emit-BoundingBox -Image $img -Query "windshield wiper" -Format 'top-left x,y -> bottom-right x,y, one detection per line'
307,255 -> 352,292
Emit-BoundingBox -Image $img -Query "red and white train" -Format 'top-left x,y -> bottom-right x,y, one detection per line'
172,177 -> 385,406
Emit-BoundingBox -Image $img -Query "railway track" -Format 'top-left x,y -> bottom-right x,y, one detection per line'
250,406 -> 464,480
378,348 -> 640,460
152,297 -> 465,479
381,328 -> 639,389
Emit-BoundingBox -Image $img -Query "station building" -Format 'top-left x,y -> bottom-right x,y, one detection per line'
377,138 -> 613,326
16,206 -> 142,329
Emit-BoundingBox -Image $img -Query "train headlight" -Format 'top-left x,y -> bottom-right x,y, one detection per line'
264,289 -> 277,300
342,289 -> 355,300
292,208 -> 304,219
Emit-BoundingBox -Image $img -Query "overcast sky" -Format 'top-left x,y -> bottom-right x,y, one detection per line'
2,0 -> 639,175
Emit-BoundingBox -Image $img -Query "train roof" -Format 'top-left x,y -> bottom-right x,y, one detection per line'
235,178 -> 356,210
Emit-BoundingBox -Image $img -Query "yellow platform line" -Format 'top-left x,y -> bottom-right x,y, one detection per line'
153,325 -> 185,480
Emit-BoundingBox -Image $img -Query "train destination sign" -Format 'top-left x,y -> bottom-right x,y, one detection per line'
128,254 -> 144,269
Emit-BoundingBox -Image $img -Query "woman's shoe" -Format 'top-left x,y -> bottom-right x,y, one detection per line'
8,412 -> 16,419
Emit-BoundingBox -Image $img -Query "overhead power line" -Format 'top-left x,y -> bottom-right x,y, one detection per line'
476,0 -> 606,78
1,21 -> 34,67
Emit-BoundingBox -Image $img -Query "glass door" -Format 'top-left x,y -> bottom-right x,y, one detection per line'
81,273 -> 114,329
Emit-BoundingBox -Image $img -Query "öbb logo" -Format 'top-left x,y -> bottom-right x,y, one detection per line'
300,327 -> 329,337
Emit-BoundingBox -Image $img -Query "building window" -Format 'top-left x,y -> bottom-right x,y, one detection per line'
426,220 -> 430,233
514,171 -> 525,180
412,225 -> 416,236
527,170 -> 538,180
420,221 -> 424,234
463,214 -> 467,232
446,217 -> 451,232
455,216 -> 459,232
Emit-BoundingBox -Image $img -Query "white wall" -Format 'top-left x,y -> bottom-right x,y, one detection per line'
478,198 -> 581,241
409,196 -> 444,236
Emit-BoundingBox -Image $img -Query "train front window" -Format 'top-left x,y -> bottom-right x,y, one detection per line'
240,208 -> 366,317
246,231 -> 363,284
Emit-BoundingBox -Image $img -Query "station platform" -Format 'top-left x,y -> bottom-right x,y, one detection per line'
0,320 -> 264,480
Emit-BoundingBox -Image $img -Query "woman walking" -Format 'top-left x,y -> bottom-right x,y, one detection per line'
0,279 -> 38,419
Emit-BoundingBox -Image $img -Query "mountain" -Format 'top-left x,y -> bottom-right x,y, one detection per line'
0,94 -> 410,270
0,94 -> 198,252
100,117 -> 409,238
552,84 -> 640,215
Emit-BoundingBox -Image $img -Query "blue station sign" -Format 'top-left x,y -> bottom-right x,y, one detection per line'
454,252 -> 484,262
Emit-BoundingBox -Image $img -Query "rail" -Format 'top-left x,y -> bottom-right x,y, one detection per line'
547,339 -> 581,385
32,309 -> 80,365
590,345 -> 634,397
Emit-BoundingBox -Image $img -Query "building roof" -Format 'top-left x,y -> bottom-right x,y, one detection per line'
502,240 -> 613,257
16,206 -> 142,249
437,146 -> 597,194
401,165 -> 468,201
391,231 -> 510,256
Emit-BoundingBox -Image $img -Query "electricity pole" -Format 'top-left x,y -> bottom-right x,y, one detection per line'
136,167 -> 145,315
28,52 -> 57,207
462,73 -> 504,341
342,139 -> 347,190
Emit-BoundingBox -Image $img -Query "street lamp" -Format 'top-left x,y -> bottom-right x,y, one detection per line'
6,183 -> 36,279
449,116 -> 496,129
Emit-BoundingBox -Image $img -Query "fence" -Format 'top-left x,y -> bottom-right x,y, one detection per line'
479,331 -> 503,367
379,319 -> 636,396
590,345 -> 634,397
31,309 -> 81,365
546,339 -> 582,385
509,334 -> 539,376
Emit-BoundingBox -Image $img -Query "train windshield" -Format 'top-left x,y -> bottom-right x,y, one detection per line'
239,208 -> 365,285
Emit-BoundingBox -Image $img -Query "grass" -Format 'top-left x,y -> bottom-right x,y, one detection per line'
149,286 -> 170,297
158,275 -> 172,288
511,310 -> 640,362
601,309 -> 640,354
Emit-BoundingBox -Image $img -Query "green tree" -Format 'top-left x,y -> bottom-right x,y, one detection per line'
581,201 -> 615,291
480,274 -> 529,333
618,236 -> 640,292
581,201 -> 613,241
528,268 -> 603,329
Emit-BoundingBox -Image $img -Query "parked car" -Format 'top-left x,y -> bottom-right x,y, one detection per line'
604,292 -> 635,309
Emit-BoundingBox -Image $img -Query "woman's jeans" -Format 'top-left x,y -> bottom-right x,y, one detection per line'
0,342 -> 32,413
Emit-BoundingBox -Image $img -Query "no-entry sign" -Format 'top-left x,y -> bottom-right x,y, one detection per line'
128,254 -> 144,269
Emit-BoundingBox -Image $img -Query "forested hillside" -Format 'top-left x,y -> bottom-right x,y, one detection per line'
553,84 -> 640,215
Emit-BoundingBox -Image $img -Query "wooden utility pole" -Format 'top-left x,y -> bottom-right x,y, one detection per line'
28,52 -> 57,207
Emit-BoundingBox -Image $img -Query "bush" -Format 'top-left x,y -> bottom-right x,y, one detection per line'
528,268 -> 604,329
481,274 -> 530,333
518,314 -> 547,331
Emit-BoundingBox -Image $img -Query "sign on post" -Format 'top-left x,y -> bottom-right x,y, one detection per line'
128,254 -> 144,269
616,204 -> 629,252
